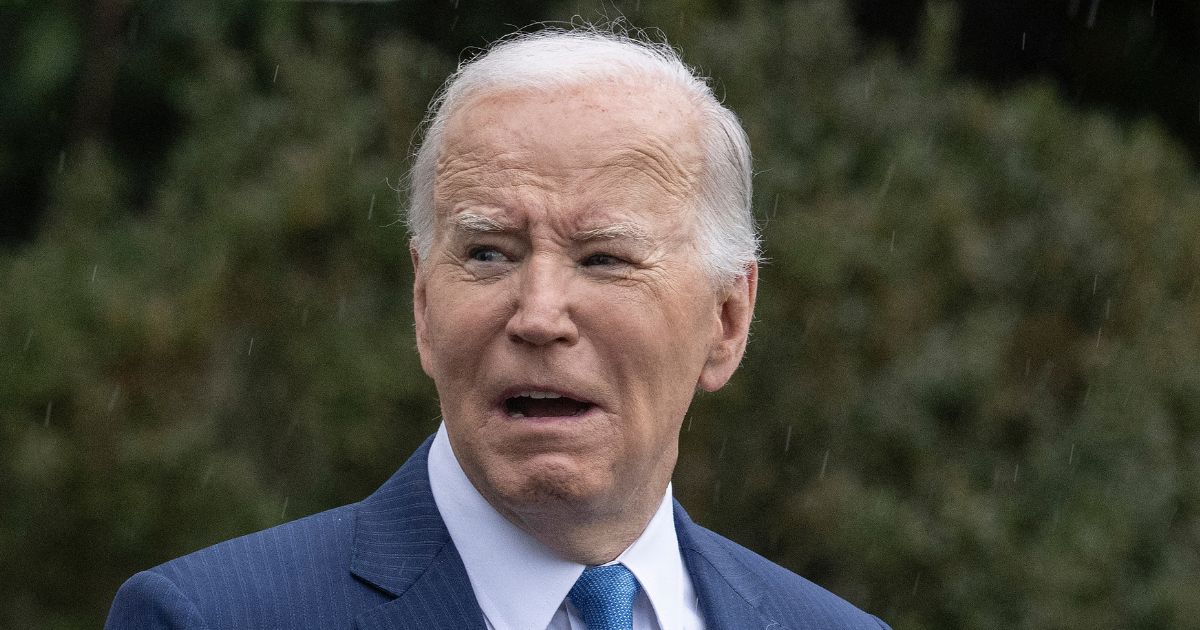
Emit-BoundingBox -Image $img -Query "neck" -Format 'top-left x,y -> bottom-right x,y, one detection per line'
504,499 -> 662,565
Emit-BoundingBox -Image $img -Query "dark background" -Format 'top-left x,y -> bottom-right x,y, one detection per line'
2,1 -> 1198,628
4,1 -> 1198,245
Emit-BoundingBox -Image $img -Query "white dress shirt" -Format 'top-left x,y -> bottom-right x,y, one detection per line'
428,424 -> 706,630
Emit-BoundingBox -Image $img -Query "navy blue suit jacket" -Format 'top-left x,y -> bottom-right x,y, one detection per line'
106,437 -> 890,629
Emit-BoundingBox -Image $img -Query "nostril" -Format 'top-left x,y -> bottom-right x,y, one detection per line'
505,297 -> 578,346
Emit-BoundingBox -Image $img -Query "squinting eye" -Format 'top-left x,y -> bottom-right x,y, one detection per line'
582,253 -> 623,267
468,247 -> 508,263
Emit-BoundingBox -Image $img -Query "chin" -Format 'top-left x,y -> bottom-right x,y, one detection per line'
495,457 -> 614,514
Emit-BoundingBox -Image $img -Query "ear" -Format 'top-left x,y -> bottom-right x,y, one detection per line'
411,246 -> 435,378
698,263 -> 758,392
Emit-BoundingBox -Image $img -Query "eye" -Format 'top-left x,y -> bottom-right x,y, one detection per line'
581,253 -> 624,267
468,247 -> 509,263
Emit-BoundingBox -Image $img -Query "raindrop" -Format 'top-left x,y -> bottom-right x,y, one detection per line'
1092,273 -> 1098,295
889,230 -> 895,253
1068,443 -> 1075,466
712,481 -> 721,505
91,264 -> 98,284
280,496 -> 290,520
873,162 -> 896,210
686,415 -> 693,432
107,385 -> 120,413
1012,463 -> 1020,483
911,572 -> 921,596
1021,32 -> 1027,51
1086,0 -> 1100,28
22,329 -> 33,352
368,193 -> 376,221
783,425 -> 792,452
247,337 -> 255,356
1151,0 -> 1156,16
272,64 -> 280,83
200,463 -> 214,487
819,449 -> 830,479
43,401 -> 53,427
1094,326 -> 1102,350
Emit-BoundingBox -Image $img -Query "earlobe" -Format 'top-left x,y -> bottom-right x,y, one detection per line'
697,263 -> 758,392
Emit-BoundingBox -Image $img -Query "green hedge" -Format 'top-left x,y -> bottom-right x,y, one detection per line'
2,2 -> 1198,628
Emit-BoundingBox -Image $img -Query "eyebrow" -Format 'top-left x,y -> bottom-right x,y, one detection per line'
572,223 -> 653,246
450,212 -> 512,234
449,211 -> 653,246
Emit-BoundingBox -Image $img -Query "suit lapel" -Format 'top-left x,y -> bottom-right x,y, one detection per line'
351,437 -> 487,630
674,502 -> 793,630
349,440 -> 799,629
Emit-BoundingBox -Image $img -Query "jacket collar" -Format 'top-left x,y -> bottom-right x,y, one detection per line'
674,502 -> 793,630
349,435 -> 788,630
351,436 -> 487,629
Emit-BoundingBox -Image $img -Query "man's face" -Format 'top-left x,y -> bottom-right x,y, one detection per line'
413,81 -> 753,523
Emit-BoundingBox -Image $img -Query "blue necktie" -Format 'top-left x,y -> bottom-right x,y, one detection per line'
568,564 -> 640,630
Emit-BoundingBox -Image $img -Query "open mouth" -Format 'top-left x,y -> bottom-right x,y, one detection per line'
503,391 -> 593,418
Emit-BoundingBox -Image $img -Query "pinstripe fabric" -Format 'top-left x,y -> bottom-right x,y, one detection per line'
106,436 -> 484,629
106,436 -> 890,630
675,505 -> 891,630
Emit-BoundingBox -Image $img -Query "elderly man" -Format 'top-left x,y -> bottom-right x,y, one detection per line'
106,28 -> 889,630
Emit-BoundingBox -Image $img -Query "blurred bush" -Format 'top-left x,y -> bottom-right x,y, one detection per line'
2,1 -> 1198,629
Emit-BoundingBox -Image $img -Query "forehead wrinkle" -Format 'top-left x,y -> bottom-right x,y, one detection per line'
437,164 -> 546,193
435,148 -> 550,195
587,139 -> 700,202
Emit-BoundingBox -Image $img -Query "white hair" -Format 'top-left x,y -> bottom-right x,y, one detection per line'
407,27 -> 759,287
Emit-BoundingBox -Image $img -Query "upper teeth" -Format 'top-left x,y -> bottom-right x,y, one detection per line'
519,391 -> 561,399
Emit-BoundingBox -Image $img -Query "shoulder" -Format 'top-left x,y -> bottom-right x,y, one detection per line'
106,504 -> 386,630
682,521 -> 891,630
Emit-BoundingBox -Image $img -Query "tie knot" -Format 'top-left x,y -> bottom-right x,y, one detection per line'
568,564 -> 640,630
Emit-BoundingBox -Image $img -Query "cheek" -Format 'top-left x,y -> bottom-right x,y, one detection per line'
579,285 -> 715,397
423,282 -> 509,370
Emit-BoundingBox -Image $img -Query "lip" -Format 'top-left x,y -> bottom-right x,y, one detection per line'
494,384 -> 597,408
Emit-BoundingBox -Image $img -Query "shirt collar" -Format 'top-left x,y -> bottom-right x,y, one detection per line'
610,479 -> 691,630
428,423 -> 687,630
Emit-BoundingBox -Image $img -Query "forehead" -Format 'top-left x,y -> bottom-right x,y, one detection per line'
435,81 -> 704,216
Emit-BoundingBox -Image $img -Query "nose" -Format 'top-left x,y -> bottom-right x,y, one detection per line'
505,254 -> 579,347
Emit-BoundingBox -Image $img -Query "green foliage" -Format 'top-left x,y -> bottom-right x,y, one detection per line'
2,2 -> 1198,629
672,3 -> 1200,628
1,5 -> 448,625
